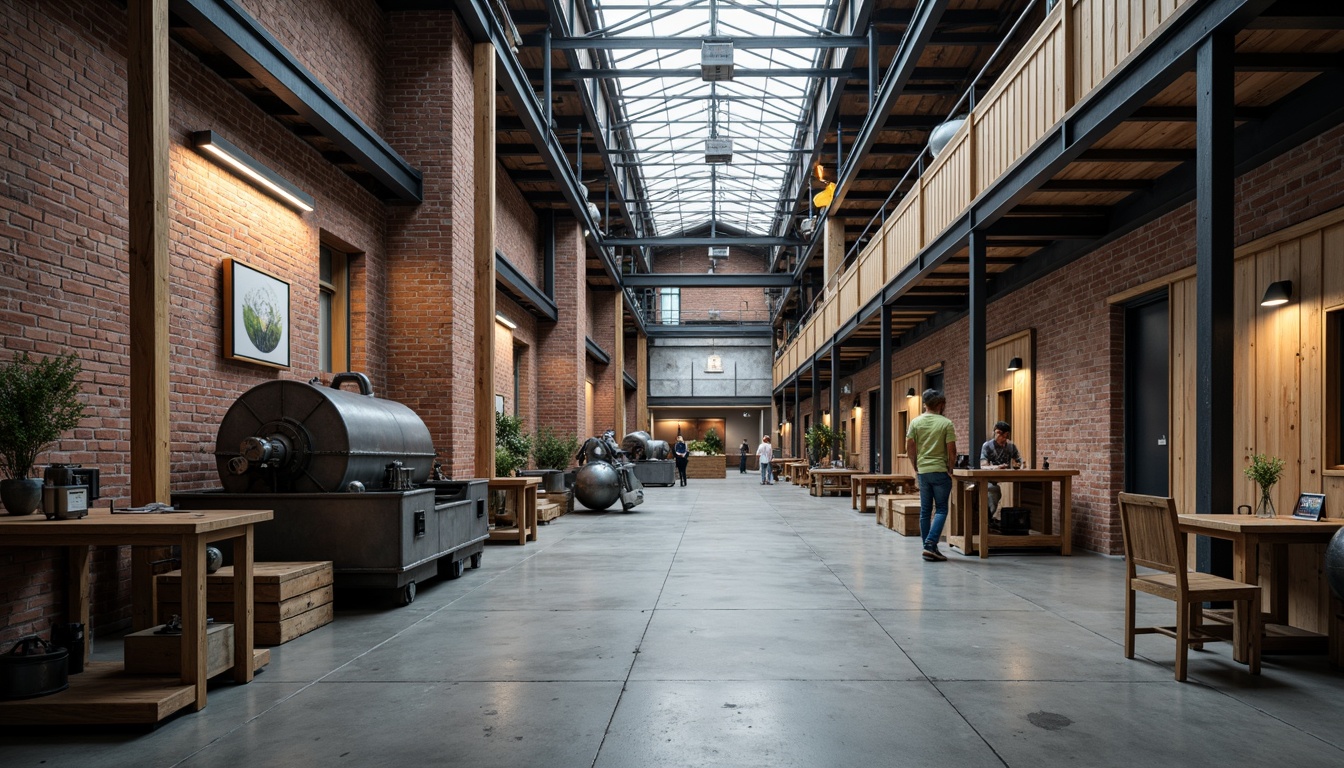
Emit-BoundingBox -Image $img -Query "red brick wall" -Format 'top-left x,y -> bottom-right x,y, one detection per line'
536,218 -> 588,438
0,0 -> 390,642
382,10 -> 478,477
497,164 -> 540,285
588,290 -> 617,433
653,247 -> 770,323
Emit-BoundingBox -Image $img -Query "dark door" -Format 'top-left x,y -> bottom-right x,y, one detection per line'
868,390 -> 880,470
1125,294 -> 1169,495
924,368 -> 944,396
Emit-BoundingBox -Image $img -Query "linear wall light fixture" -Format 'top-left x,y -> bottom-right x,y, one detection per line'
495,314 -> 517,330
1260,280 -> 1292,307
193,131 -> 314,212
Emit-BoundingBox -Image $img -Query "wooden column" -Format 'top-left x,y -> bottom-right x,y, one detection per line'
636,331 -> 649,432
473,43 -> 497,477
128,0 -> 171,631
613,292 -> 625,434
824,216 -> 845,284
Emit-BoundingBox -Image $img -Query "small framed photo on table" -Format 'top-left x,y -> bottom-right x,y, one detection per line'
1292,492 -> 1325,521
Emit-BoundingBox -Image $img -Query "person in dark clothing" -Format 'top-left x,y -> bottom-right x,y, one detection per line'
739,439 -> 750,473
674,435 -> 689,486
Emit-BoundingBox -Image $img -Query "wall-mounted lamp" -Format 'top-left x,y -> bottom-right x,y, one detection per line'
1260,280 -> 1292,307
1007,357 -> 1023,372
495,313 -> 517,330
906,387 -> 917,397
192,131 -> 314,212
852,396 -> 861,412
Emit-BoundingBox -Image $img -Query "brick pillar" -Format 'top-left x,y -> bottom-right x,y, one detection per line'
537,217 -> 587,438
384,12 -> 479,477
589,290 -> 616,433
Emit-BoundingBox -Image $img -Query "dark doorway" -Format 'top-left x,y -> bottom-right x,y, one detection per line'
924,368 -> 944,396
868,389 -> 880,470
1125,294 -> 1169,495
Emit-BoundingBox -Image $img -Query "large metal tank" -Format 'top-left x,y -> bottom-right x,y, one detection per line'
214,373 -> 435,493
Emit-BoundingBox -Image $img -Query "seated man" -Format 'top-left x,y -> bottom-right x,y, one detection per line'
980,421 -> 1022,517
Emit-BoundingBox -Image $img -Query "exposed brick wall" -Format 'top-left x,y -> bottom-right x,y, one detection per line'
235,0 -> 387,136
588,290 -> 617,434
0,0 -> 389,643
652,247 -> 770,323
536,218 -> 588,438
497,164 -> 540,285
383,10 -> 478,477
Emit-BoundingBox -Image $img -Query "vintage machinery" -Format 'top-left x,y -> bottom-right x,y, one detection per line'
574,431 -> 645,512
621,431 -> 675,487
42,464 -> 97,520
174,374 -> 487,605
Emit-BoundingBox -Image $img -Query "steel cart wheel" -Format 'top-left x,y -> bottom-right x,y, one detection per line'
443,558 -> 465,580
470,553 -> 482,569
399,580 -> 417,606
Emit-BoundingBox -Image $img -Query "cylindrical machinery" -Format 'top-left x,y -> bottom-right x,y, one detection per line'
646,440 -> 670,460
622,431 -> 653,460
214,373 -> 435,493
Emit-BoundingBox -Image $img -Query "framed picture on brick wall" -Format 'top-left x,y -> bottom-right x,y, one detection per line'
223,257 -> 290,368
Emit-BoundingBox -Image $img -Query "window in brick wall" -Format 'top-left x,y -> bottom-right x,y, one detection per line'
1328,308 -> 1344,468
660,287 -> 680,325
319,243 -> 350,373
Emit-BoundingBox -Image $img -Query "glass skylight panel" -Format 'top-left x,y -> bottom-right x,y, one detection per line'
589,0 -> 836,235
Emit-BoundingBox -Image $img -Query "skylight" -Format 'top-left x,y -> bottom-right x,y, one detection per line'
589,0 -> 839,236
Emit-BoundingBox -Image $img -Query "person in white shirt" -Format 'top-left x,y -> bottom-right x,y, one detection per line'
756,436 -> 774,485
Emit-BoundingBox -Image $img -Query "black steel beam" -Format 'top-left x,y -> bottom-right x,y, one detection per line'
1246,0 -> 1344,29
830,346 -> 841,461
793,375 -> 802,459
644,324 -> 774,339
585,337 -> 611,365
538,35 -> 875,50
1077,148 -> 1196,162
604,236 -> 805,247
879,307 -> 892,473
1195,31 -> 1235,577
648,396 -> 772,407
623,273 -> 795,288
986,216 -> 1109,239
623,371 -> 637,391
497,252 -> 558,322
832,0 -> 950,212
967,230 -> 987,468
172,0 -> 422,201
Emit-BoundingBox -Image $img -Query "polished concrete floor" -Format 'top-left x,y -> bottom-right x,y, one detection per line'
3,474 -> 1342,767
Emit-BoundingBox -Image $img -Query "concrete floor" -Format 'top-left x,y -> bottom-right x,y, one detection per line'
3,474 -> 1342,767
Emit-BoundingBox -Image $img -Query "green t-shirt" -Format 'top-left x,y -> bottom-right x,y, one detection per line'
906,412 -> 956,474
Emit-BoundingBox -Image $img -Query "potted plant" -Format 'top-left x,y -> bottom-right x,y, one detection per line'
702,427 -> 724,457
687,439 -> 713,456
492,413 -> 532,526
1243,453 -> 1285,519
803,424 -> 846,467
0,351 -> 85,515
530,426 -> 579,493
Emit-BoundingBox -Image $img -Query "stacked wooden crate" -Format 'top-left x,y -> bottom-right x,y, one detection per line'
876,494 -> 921,536
536,489 -> 569,524
157,561 -> 333,646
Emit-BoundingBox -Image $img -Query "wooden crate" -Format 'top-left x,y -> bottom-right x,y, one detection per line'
536,500 -> 562,524
879,499 -> 922,537
124,622 -> 233,678
157,562 -> 333,647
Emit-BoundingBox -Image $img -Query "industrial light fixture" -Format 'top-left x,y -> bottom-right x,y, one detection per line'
906,387 -> 917,398
705,137 -> 733,164
1007,357 -> 1023,372
495,314 -> 517,330
1260,280 -> 1293,307
193,131 -> 314,212
701,40 -> 734,81
852,397 -> 861,412
583,228 -> 591,238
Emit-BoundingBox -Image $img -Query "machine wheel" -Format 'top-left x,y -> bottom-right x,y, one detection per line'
444,558 -> 465,580
399,580 -> 417,606
470,553 -> 482,569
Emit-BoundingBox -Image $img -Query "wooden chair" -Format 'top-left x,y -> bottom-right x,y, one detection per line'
1116,493 -> 1262,681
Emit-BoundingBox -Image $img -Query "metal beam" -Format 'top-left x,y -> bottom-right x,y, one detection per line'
644,323 -> 773,339
585,337 -> 611,365
496,252 -> 558,322
624,273 -> 795,288
967,230 -> 986,469
986,216 -> 1109,239
879,307 -> 892,473
536,35 -> 875,50
172,0 -> 422,201
831,0 -> 950,211
604,236 -> 805,247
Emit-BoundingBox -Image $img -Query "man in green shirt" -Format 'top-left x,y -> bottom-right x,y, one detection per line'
904,389 -> 958,561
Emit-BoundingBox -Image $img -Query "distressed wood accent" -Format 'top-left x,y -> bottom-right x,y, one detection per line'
1169,207 -> 1344,633
474,43 -> 497,477
984,329 -> 1036,468
614,292 -> 625,434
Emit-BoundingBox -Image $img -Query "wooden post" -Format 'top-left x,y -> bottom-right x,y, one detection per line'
824,216 -> 845,286
128,0 -> 171,631
614,292 -> 625,434
474,43 -> 497,478
636,331 -> 648,432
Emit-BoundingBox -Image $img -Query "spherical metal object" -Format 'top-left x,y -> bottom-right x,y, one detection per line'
205,546 -> 224,574
1325,527 -> 1344,602
574,462 -> 621,511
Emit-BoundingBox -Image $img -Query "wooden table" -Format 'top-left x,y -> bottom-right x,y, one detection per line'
487,477 -> 539,544
0,508 -> 271,724
784,461 -> 810,486
1177,514 -> 1344,664
769,457 -> 792,481
808,468 -> 860,497
950,469 -> 1079,558
850,473 -> 914,511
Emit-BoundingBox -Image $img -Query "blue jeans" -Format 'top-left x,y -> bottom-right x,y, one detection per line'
918,472 -> 952,549
760,460 -> 772,484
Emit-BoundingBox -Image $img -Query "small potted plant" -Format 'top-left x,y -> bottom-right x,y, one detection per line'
1243,453 -> 1285,519
0,351 -> 86,515
492,412 -> 532,527
530,426 -> 579,493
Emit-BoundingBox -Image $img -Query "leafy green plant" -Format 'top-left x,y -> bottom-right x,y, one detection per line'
687,440 -> 714,455
533,426 -> 580,471
702,427 -> 723,456
1243,454 -> 1285,493
0,351 -> 86,480
803,423 -> 846,466
495,412 -> 533,477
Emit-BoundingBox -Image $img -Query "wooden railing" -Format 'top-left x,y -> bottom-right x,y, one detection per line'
773,0 -> 1192,388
